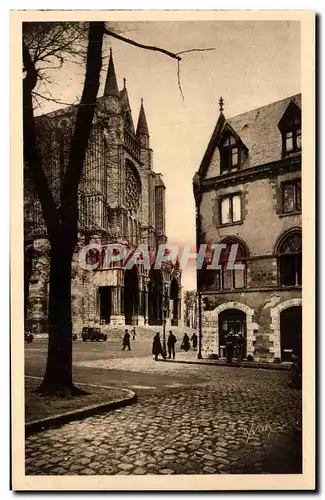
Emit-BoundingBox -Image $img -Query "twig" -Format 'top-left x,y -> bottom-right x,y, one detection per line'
32,91 -> 76,108
177,59 -> 185,102
176,48 -> 216,56
104,28 -> 181,61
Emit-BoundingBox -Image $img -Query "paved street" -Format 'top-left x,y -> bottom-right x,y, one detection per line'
25,339 -> 302,475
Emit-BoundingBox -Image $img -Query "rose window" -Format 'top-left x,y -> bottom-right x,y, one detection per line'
125,162 -> 141,212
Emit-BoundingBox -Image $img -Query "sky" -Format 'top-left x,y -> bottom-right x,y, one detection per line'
36,20 -> 301,290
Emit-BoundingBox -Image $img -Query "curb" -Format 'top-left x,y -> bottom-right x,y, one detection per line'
25,385 -> 137,437
160,359 -> 290,371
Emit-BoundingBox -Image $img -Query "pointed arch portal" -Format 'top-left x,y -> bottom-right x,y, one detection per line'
148,269 -> 163,325
170,277 -> 180,326
124,266 -> 139,325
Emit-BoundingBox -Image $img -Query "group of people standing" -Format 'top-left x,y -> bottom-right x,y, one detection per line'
122,328 -> 198,361
152,331 -> 198,361
225,331 -> 246,363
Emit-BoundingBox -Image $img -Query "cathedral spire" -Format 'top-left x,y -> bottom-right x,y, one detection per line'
104,48 -> 119,96
136,98 -> 149,137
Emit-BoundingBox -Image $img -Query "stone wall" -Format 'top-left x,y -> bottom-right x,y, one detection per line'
201,288 -> 302,361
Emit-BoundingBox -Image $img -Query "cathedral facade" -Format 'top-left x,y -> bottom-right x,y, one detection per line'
24,49 -> 182,336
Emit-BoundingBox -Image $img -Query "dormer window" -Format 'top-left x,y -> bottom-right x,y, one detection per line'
220,136 -> 240,173
278,101 -> 302,156
283,126 -> 301,155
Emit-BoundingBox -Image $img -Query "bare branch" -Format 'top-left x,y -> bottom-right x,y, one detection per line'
32,91 -> 77,108
176,47 -> 216,56
104,27 -> 182,61
177,60 -> 185,102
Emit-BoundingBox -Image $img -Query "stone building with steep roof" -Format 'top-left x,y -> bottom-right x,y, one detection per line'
193,94 -> 302,362
24,49 -> 182,335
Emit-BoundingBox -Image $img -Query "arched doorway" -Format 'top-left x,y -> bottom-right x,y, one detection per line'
148,269 -> 163,325
280,306 -> 302,361
170,278 -> 179,326
218,308 -> 247,359
124,266 -> 139,325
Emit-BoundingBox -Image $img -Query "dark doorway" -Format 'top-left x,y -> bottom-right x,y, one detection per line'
218,308 -> 246,358
170,278 -> 179,326
148,269 -> 163,325
124,267 -> 139,325
280,306 -> 302,361
99,286 -> 112,324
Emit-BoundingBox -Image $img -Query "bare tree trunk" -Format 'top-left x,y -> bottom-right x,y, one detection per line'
37,241 -> 81,393
23,22 -> 105,394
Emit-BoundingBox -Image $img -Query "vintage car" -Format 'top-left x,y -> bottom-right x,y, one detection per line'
24,331 -> 34,343
81,327 -> 107,342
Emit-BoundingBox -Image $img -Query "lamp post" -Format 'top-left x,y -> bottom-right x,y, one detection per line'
193,172 -> 203,361
198,291 -> 203,359
162,281 -> 169,357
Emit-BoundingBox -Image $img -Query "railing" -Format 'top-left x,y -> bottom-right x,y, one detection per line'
124,130 -> 141,161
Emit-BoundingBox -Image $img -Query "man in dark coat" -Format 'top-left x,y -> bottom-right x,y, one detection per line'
152,332 -> 165,361
236,333 -> 246,362
225,331 -> 234,363
167,330 -> 177,359
122,329 -> 131,351
181,333 -> 191,352
191,332 -> 198,350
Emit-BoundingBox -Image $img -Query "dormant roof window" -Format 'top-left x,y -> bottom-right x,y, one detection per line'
220,135 -> 240,173
278,101 -> 302,157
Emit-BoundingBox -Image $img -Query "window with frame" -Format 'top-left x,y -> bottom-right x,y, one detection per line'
282,179 -> 301,214
278,101 -> 301,156
220,136 -> 240,173
277,231 -> 302,286
283,127 -> 301,155
220,193 -> 242,225
219,241 -> 246,290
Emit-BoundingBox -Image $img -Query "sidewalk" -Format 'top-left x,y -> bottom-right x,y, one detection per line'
162,351 -> 290,371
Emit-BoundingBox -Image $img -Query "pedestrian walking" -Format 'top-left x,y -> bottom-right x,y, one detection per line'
167,330 -> 177,359
132,327 -> 136,340
152,332 -> 165,361
181,332 -> 191,352
122,329 -> 131,351
191,332 -> 198,350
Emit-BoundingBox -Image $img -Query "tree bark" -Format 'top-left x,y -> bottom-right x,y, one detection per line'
36,241 -> 83,394
22,22 -> 105,395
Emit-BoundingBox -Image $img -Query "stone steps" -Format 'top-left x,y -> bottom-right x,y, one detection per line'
99,324 -> 197,341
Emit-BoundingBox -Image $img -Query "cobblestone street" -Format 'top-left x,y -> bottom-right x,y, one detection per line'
25,360 -> 302,475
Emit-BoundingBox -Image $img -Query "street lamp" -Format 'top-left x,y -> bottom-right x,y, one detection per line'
162,281 -> 169,357
193,173 -> 203,361
198,291 -> 203,359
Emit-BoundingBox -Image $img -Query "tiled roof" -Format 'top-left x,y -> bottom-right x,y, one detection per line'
198,93 -> 301,178
227,94 -> 301,168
